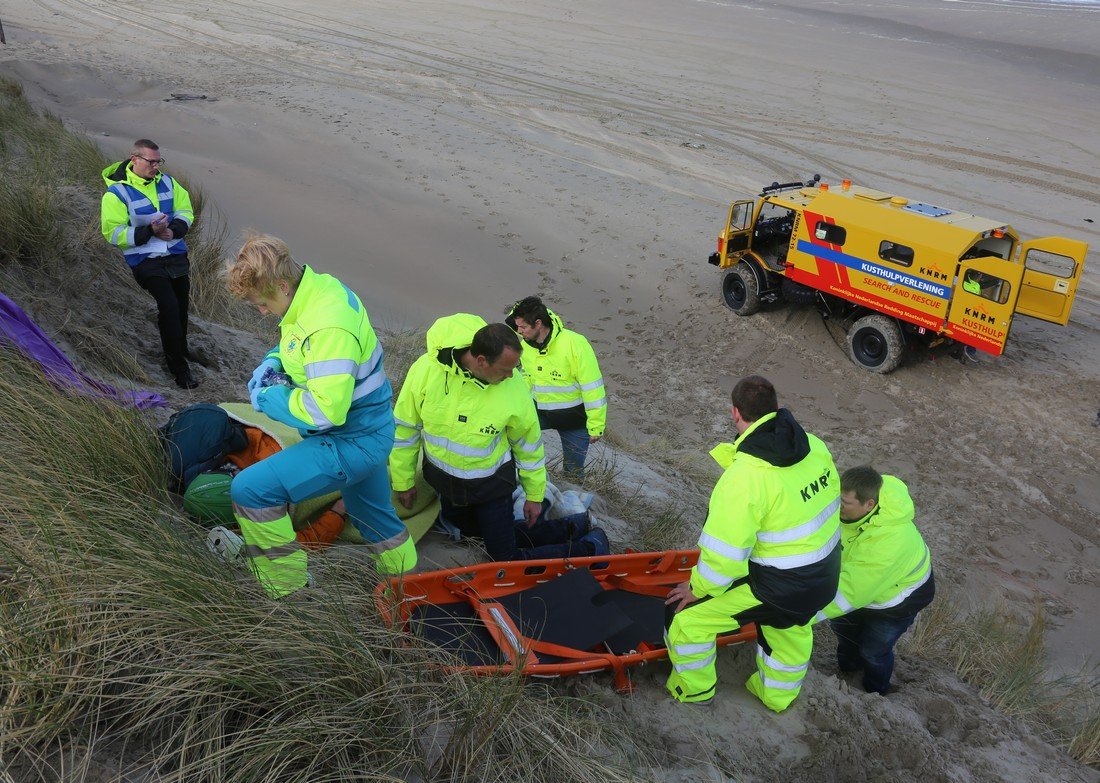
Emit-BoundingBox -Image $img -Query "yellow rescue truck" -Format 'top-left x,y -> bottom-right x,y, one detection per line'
708,176 -> 1088,372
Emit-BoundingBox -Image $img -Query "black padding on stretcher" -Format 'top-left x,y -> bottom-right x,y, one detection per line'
496,568 -> 635,652
410,602 -> 504,666
595,589 -> 668,654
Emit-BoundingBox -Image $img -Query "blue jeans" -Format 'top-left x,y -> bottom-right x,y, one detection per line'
438,495 -> 590,561
829,610 -> 917,695
555,428 -> 591,480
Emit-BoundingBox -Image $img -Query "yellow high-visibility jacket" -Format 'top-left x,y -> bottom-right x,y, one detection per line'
513,309 -> 606,437
817,475 -> 933,620
255,266 -> 392,437
100,161 -> 193,267
692,409 -> 841,620
390,314 -> 546,505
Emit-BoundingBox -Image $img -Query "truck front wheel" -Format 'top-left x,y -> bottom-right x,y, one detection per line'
847,315 -> 904,373
722,263 -> 761,316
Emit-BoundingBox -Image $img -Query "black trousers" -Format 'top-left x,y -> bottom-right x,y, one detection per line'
133,259 -> 190,373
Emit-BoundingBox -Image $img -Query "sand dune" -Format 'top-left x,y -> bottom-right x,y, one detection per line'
1,0 -> 1098,780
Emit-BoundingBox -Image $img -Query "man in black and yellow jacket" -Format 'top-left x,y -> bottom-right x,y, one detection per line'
101,139 -> 197,388
665,376 -> 840,711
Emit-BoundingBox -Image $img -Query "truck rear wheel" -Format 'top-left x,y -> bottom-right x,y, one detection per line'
722,263 -> 761,316
847,315 -> 904,373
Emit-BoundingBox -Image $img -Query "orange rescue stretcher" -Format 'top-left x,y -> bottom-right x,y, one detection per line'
376,550 -> 757,693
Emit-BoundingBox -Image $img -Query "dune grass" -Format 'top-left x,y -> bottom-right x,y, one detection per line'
0,74 -> 654,783
0,350 -> 652,782
902,594 -> 1099,766
380,327 -> 427,399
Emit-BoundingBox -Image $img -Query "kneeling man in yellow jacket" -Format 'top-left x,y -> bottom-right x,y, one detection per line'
815,466 -> 936,695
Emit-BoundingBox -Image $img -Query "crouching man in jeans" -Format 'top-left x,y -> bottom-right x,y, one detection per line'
815,466 -> 936,695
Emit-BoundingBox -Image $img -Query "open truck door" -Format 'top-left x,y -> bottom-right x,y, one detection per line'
712,199 -> 755,267
1013,237 -> 1087,325
944,256 -> 1026,356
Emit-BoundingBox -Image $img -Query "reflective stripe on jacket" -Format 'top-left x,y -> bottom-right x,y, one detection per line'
100,161 -> 193,267
256,266 -> 393,437
817,475 -> 933,621
390,313 -> 546,504
691,409 -> 841,618
514,309 -> 606,436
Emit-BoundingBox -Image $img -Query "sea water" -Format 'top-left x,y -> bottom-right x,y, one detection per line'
941,0 -> 1100,6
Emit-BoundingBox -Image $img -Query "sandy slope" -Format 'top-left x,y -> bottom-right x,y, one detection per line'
1,0 -> 1098,780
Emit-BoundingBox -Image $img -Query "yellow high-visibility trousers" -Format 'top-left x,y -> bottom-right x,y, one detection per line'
234,504 -> 308,598
666,582 -> 813,711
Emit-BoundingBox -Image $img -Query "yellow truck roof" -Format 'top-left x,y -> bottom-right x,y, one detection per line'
768,185 -> 1012,258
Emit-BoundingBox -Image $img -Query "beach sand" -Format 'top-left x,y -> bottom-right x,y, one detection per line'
1,0 -> 1098,780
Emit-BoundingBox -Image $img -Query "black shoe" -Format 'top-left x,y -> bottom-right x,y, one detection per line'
175,367 -> 199,389
956,346 -> 980,365
579,527 -> 610,556
568,511 -> 594,540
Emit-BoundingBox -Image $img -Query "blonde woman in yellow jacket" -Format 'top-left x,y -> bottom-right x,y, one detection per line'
225,234 -> 415,597
817,466 -> 935,695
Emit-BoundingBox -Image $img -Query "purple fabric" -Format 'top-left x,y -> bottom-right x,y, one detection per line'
0,291 -> 166,410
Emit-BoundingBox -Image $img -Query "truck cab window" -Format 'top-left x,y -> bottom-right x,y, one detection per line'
963,270 -> 1010,304
813,221 -> 846,246
1024,248 -> 1076,278
731,201 -> 753,231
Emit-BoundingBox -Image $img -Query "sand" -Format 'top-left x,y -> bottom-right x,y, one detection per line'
1,0 -> 1098,780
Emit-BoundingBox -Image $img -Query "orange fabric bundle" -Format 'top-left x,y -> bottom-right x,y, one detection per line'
226,427 -> 345,549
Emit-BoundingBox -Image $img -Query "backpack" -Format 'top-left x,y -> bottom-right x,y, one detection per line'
159,404 -> 248,493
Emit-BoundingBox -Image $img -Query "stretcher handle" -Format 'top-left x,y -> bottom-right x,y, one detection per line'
525,639 -> 635,694
601,574 -> 673,598
477,601 -> 540,667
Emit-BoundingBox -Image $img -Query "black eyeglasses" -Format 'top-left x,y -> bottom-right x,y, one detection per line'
134,154 -> 165,166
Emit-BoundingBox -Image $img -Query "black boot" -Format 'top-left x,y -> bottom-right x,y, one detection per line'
174,363 -> 199,390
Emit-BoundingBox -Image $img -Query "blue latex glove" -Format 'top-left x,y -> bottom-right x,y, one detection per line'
260,366 -> 294,388
248,358 -> 281,396
250,383 -> 267,412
